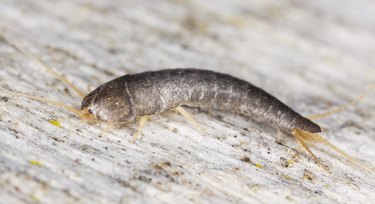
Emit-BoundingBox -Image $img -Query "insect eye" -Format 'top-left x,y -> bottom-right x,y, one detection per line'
88,109 -> 93,114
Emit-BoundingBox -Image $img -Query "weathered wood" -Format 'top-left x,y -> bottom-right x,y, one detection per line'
0,0 -> 374,203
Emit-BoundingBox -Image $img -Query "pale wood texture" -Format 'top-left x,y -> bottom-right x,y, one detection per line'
0,0 -> 374,203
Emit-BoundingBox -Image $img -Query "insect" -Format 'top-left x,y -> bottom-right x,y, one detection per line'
78,69 -> 373,172
1,35 -> 373,173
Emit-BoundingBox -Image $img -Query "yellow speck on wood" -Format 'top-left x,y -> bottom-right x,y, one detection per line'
29,160 -> 43,166
287,159 -> 294,166
31,195 -> 39,202
283,175 -> 291,180
49,119 -> 61,127
255,163 -> 263,169
303,171 -> 314,182
225,16 -> 246,27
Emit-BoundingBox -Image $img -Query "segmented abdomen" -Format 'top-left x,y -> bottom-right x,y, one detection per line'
123,69 -> 320,133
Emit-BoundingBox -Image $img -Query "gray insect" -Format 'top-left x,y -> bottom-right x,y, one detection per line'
82,69 -> 320,133
3,38 -> 372,172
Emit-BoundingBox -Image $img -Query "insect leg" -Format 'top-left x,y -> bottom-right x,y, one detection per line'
130,116 -> 149,143
291,129 -> 330,173
276,128 -> 282,144
174,106 -> 205,134
296,129 -> 373,173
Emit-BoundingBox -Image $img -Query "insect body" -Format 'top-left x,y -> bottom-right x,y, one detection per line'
82,69 -> 321,135
83,69 -> 364,172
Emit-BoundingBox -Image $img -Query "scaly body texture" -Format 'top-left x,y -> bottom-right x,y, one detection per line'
81,69 -> 321,134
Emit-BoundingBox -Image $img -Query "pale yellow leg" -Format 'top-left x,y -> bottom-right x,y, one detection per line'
301,130 -> 374,173
276,128 -> 282,144
175,106 -> 205,134
130,116 -> 149,143
292,130 -> 330,173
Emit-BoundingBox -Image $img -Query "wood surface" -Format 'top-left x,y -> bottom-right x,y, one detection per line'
0,0 -> 374,203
